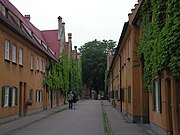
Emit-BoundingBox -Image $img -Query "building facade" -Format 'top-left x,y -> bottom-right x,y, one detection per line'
0,0 -> 71,118
107,0 -> 180,135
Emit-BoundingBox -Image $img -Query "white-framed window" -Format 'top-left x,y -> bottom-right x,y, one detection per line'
12,44 -> 16,63
11,87 -> 16,106
2,86 -> 18,107
43,61 -> 46,73
36,90 -> 42,102
40,59 -> 42,72
128,39 -> 131,59
4,87 -> 9,107
152,78 -> 162,113
5,40 -> 10,60
37,58 -> 39,70
30,55 -> 34,70
19,48 -> 23,65
124,50 -> 126,65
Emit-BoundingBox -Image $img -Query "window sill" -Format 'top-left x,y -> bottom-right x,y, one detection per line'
12,62 -> 17,65
5,59 -> 10,62
19,64 -> 23,67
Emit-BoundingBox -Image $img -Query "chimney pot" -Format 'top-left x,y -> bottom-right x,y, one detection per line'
58,16 -> 62,20
24,15 -> 31,21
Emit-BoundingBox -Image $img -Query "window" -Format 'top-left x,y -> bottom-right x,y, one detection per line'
3,87 -> 9,107
40,59 -> 42,72
115,90 -> 118,99
128,85 -> 131,103
124,51 -> 126,65
36,90 -> 42,102
30,55 -> 34,70
12,44 -> 16,63
5,40 -> 10,60
9,87 -> 16,106
2,86 -> 18,107
127,39 -> 131,59
19,48 -> 23,65
43,61 -> 46,73
37,58 -> 39,70
29,89 -> 33,100
152,78 -> 162,113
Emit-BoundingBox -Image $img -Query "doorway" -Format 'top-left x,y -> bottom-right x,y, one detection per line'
19,82 -> 23,117
175,79 -> 180,134
166,79 -> 173,134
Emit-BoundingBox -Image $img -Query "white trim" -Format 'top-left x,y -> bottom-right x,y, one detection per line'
5,40 -> 10,60
12,44 -> 16,63
19,48 -> 23,65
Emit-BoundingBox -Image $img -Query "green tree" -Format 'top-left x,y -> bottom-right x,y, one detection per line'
80,39 -> 116,96
61,49 -> 69,102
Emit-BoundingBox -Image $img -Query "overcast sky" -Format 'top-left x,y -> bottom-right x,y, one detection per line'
9,0 -> 137,48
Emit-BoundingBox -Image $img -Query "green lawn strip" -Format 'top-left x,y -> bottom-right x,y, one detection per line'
103,112 -> 113,135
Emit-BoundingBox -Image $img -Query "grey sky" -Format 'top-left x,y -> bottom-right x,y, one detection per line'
9,0 -> 137,48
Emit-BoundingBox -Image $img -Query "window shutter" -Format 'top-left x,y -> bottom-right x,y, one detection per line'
15,88 -> 18,105
152,80 -> 155,111
128,85 -> 131,103
158,78 -> 162,113
29,89 -> 33,100
9,87 -> 13,106
2,86 -> 5,107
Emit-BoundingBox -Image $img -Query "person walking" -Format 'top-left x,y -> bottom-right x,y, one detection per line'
68,91 -> 73,109
72,92 -> 77,109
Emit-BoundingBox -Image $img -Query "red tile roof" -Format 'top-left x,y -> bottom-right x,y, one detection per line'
42,30 -> 60,59
0,0 -> 59,61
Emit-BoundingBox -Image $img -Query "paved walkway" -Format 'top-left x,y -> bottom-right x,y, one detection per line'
0,100 -> 154,135
102,100 -> 154,135
0,104 -> 68,135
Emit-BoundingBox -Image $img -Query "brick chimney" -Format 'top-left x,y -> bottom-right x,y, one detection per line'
58,16 -> 62,40
24,15 -> 31,21
68,33 -> 72,55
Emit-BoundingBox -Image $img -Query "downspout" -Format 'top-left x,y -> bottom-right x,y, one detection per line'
119,54 -> 122,112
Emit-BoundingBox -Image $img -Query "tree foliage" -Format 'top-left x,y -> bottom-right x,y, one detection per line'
138,0 -> 180,91
80,39 -> 116,95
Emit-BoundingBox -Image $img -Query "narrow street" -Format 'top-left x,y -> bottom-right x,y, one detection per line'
2,100 -> 104,135
0,100 -> 153,135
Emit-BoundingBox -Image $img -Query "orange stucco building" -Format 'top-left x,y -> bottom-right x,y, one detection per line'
0,0 -> 72,118
107,0 -> 180,135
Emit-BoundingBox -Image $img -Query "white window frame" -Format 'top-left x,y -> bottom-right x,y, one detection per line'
5,40 -> 10,60
40,59 -> 42,72
11,87 -> 16,106
43,61 -> 46,73
128,39 -> 131,59
30,55 -> 33,70
4,87 -> 9,107
37,58 -> 39,70
36,90 -> 42,102
12,44 -> 16,63
19,48 -> 23,65
155,79 -> 160,112
36,90 -> 39,102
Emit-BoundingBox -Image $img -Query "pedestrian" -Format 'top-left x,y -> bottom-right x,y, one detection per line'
68,91 -> 73,109
72,92 -> 77,109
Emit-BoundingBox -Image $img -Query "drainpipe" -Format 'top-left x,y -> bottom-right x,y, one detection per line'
119,54 -> 122,112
